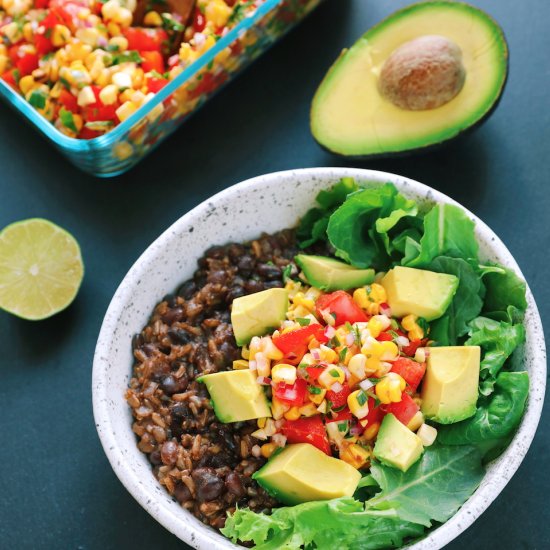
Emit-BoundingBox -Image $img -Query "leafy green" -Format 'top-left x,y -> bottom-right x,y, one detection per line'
367,445 -> 484,527
404,204 -> 479,268
222,498 -> 424,550
437,372 -> 529,446
327,183 -> 417,269
427,257 -> 484,345
466,316 -> 525,395
29,89 -> 47,109
481,265 -> 527,320
296,178 -> 359,247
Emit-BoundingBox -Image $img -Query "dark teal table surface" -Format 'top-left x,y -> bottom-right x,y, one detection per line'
0,0 -> 548,548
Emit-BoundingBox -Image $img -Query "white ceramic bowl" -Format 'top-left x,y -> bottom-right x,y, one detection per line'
93,168 -> 546,549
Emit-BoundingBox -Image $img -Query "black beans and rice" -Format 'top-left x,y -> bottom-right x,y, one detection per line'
126,229 -> 319,530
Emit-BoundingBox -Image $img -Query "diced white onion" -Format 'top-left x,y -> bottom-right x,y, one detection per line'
251,445 -> 262,457
271,433 -> 287,447
331,381 -> 343,393
324,325 -> 336,339
345,333 -> 355,346
396,336 -> 410,348
359,379 -> 374,391
379,303 -> 392,317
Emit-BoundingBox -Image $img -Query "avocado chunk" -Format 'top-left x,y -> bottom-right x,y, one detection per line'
295,254 -> 375,291
231,288 -> 288,346
373,413 -> 424,472
421,346 -> 480,424
311,1 -> 508,158
253,443 -> 361,505
381,266 -> 458,321
199,369 -> 271,423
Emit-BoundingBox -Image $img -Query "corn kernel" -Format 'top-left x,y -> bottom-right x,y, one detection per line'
232,359 -> 249,370
379,341 -> 399,361
260,442 -> 277,459
348,353 -> 367,380
401,315 -> 418,331
23,22 -> 33,43
205,0 -> 232,27
319,345 -> 337,364
293,292 -> 315,311
99,84 -> 118,105
257,417 -> 267,429
284,406 -> 301,421
340,443 -> 370,469
375,372 -> 406,404
255,352 -> 271,377
3,22 -> 23,44
19,75 -> 36,95
408,327 -> 424,341
307,387 -> 326,405
299,402 -> 319,417
144,10 -> 163,26
262,337 -> 284,361
77,85 -> 96,107
271,396 -> 290,420
347,389 -> 370,419
407,411 -> 424,432
115,100 -> 137,122
316,400 -> 327,414
271,363 -> 297,385
108,36 -> 129,52
417,423 -> 437,446
52,24 -> 71,47
241,345 -> 250,360
75,27 -> 100,47
367,317 -> 384,338
318,365 -> 345,389
107,21 -> 122,36
112,71 -> 132,90
352,288 -> 369,309
113,141 -> 133,160
362,421 -> 380,440
102,0 -> 120,20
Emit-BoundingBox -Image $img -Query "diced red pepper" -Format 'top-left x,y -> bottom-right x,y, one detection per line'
122,27 -> 168,52
273,378 -> 307,407
281,416 -> 331,455
376,331 -> 393,342
305,366 -> 323,381
140,50 -> 165,74
58,89 -> 79,113
390,357 -> 426,392
315,291 -> 368,327
272,324 -> 327,364
325,407 -> 352,423
326,383 -> 351,410
383,393 -> 419,426
16,52 -> 39,76
146,75 -> 169,93
1,69 -> 19,89
34,33 -> 54,55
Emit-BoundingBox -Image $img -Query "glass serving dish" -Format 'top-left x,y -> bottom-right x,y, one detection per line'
0,0 -> 323,177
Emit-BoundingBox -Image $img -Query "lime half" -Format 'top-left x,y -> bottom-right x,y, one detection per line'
0,218 -> 84,320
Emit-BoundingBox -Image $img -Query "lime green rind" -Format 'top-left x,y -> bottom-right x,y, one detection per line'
311,1 -> 509,157
0,218 -> 84,321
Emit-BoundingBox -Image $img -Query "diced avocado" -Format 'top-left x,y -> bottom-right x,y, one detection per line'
199,369 -> 271,423
253,443 -> 361,505
231,288 -> 288,346
373,413 -> 424,472
381,266 -> 458,321
421,346 -> 480,424
311,2 -> 508,158
295,254 -> 375,291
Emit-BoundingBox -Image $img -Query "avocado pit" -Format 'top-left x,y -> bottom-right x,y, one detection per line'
378,35 -> 466,111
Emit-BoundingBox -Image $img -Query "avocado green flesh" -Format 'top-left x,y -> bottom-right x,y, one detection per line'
381,266 -> 458,321
253,443 -> 361,505
421,346 -> 480,424
373,414 -> 424,472
199,369 -> 271,423
295,254 -> 375,291
311,1 -> 508,157
231,288 -> 289,346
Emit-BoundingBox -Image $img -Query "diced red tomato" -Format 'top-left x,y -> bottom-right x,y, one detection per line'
326,383 -> 351,410
122,27 -> 168,52
192,7 -> 206,32
376,331 -> 393,342
281,416 -> 331,455
16,52 -> 39,75
383,393 -> 419,426
390,357 -> 426,392
34,0 -> 50,7
81,85 -> 118,122
58,89 -> 78,113
1,69 -> 19,89
146,76 -> 169,93
8,45 -> 22,65
273,378 -> 307,407
34,33 -> 54,55
315,291 -> 368,326
140,50 -> 165,74
188,71 -> 227,99
305,366 -> 323,381
325,407 -> 352,423
79,126 -> 102,139
362,397 -> 385,433
273,324 -> 327,356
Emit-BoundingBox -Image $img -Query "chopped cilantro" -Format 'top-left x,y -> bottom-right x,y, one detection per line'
29,89 -> 47,109
338,347 -> 348,362
161,13 -> 184,32
357,391 -> 367,406
368,377 -> 380,384
337,421 -> 349,433
297,318 -> 310,327
308,386 -> 322,395
59,108 -> 77,133
329,335 -> 341,347
110,50 -> 143,66
282,264 -> 293,282
329,369 -> 340,378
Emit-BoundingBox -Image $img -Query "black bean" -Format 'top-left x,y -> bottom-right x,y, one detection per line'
160,441 -> 178,466
149,450 -> 162,465
174,482 -> 192,503
177,280 -> 197,299
245,279 -> 264,293
225,472 -> 246,497
205,245 -> 226,259
131,333 -> 144,350
237,256 -> 254,276
263,280 -> 284,289
161,374 -> 188,395
161,307 -> 184,325
142,343 -> 157,357
167,328 -> 192,345
207,270 -> 229,285
226,285 -> 245,303
227,243 -> 245,260
256,263 -> 281,280
163,293 -> 178,308
192,468 -> 224,502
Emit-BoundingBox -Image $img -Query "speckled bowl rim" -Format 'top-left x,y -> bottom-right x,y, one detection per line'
93,168 -> 546,550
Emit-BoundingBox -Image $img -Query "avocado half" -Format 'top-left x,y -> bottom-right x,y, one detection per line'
311,1 -> 509,158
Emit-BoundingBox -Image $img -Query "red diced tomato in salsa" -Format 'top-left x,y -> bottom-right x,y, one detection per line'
383,392 -> 420,426
273,378 -> 307,407
390,357 -> 426,392
281,416 -> 331,455
272,324 -> 327,360
122,27 -> 168,52
315,291 -> 368,326
326,383 -> 351,410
